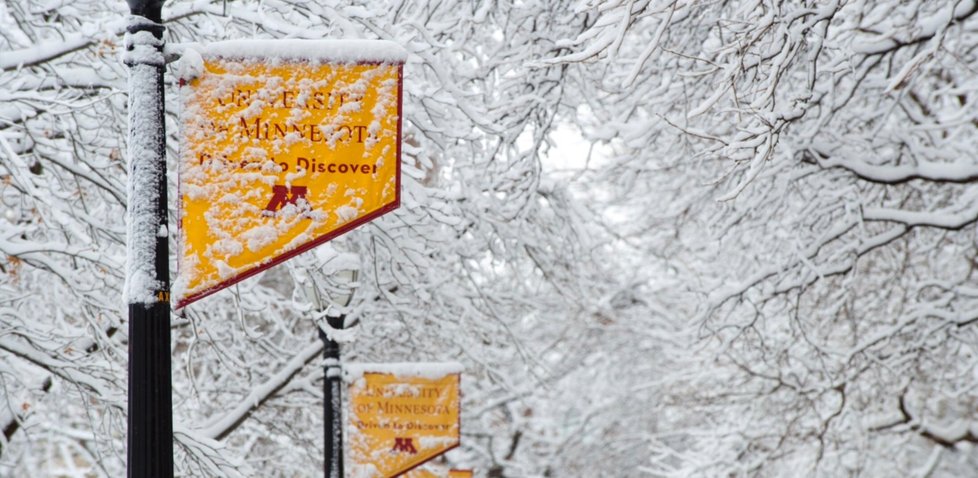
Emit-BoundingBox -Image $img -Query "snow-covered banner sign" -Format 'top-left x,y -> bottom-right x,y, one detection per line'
174,40 -> 406,308
344,363 -> 462,478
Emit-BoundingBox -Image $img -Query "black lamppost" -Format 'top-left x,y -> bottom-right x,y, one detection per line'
304,269 -> 358,478
124,1 -> 173,477
320,317 -> 344,478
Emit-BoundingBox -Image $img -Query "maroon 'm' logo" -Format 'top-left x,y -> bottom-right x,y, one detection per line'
392,437 -> 417,454
263,185 -> 308,214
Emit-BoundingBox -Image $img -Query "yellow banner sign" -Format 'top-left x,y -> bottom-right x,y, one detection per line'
346,364 -> 461,478
175,41 -> 404,308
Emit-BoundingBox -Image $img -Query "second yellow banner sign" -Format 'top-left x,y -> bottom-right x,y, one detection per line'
345,363 -> 462,478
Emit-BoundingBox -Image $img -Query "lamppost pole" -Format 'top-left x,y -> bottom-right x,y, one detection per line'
124,1 -> 173,477
320,315 -> 344,478
305,268 -> 357,478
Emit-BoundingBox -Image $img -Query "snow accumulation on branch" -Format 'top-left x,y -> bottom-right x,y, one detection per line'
196,340 -> 324,441
174,424 -> 248,478
0,2 -> 213,71
863,200 -> 978,231
847,307 -> 978,364
0,34 -> 99,72
0,337 -> 121,405
871,391 -> 978,449
810,150 -> 978,185
850,0 -> 978,55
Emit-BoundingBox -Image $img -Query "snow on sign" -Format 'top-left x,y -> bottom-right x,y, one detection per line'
174,40 -> 406,308
344,363 -> 462,478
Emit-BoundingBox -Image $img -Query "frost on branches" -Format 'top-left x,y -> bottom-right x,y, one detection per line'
548,1 -> 978,476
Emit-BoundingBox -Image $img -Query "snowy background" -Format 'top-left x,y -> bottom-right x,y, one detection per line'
2,1 -> 978,476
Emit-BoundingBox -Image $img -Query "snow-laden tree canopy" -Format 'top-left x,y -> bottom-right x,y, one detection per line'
1,0 -> 977,476
551,1 -> 978,476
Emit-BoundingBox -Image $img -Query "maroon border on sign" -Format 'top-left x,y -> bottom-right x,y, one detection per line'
175,61 -> 405,310
351,372 -> 462,478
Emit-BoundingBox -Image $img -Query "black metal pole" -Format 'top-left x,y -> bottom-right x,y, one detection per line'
124,1 -> 173,477
320,315 -> 344,478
